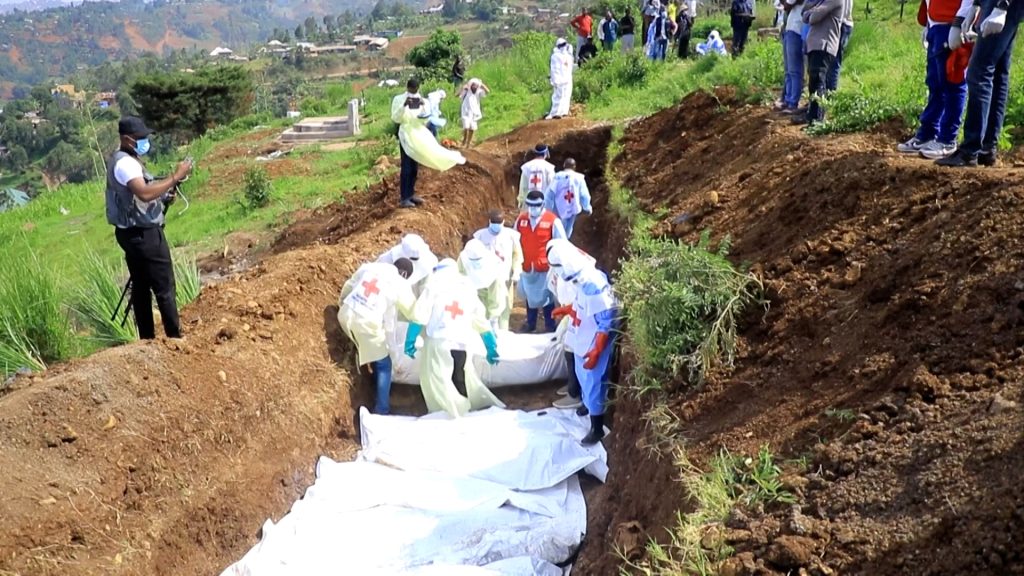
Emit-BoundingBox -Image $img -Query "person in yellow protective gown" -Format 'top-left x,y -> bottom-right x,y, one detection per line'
404,259 -> 504,417
390,81 -> 467,172
472,209 -> 524,330
458,237 -> 507,332
337,258 -> 416,415
378,233 -> 439,296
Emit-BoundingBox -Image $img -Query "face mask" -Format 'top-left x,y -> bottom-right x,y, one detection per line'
528,206 -> 543,218
488,222 -> 503,234
134,137 -> 151,156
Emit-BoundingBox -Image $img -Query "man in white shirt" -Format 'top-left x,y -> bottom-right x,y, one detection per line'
104,116 -> 192,339
458,78 -> 490,149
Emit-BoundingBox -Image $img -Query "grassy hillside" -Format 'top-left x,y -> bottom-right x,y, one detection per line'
5,6 -> 1024,375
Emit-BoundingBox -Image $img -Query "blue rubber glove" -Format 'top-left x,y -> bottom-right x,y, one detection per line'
481,331 -> 499,365
404,323 -> 423,359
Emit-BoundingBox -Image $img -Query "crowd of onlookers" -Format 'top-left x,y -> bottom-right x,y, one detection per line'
567,0 -> 700,64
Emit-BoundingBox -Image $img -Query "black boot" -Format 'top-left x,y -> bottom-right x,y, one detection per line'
581,414 -> 605,446
576,405 -> 589,417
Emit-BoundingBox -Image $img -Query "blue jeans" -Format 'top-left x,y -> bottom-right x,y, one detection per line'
915,24 -> 968,145
960,1 -> 1021,156
371,355 -> 393,415
782,31 -> 805,108
825,23 -> 853,92
399,144 -> 418,201
649,38 -> 668,60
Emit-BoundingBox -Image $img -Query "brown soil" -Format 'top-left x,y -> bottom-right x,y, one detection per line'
574,88 -> 1024,576
0,116 -> 611,576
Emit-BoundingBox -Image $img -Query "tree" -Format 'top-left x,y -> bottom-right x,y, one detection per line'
371,0 -> 389,20
304,16 -> 319,40
295,24 -> 304,40
442,0 -> 460,19
407,29 -> 463,79
130,66 -> 255,143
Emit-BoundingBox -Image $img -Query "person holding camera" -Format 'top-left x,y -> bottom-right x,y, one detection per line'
391,79 -> 429,209
105,116 -> 192,339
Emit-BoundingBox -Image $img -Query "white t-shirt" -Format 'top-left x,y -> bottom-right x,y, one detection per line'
113,155 -> 144,187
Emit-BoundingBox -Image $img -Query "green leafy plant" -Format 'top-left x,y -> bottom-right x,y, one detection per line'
173,250 -> 202,308
616,230 -> 763,390
71,250 -> 138,345
242,165 -> 272,210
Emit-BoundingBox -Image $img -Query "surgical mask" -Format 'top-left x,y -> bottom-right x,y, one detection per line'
528,206 -> 543,218
133,137 -> 151,156
488,222 -> 503,234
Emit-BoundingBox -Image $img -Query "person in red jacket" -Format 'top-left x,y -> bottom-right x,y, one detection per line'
897,0 -> 976,159
571,8 -> 594,55
514,191 -> 567,333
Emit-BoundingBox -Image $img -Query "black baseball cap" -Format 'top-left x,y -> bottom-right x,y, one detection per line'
118,116 -> 154,137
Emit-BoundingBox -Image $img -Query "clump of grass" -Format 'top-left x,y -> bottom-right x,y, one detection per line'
71,250 -> 138,345
616,230 -> 763,390
0,241 -> 75,376
622,445 -> 794,575
242,165 -> 272,210
173,250 -> 202,308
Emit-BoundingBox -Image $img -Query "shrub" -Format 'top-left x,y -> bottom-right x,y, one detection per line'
615,230 -> 762,389
174,250 -> 202,308
71,250 -> 138,346
0,242 -> 75,376
242,165 -> 272,210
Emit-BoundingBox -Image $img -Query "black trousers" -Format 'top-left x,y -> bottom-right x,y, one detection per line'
399,144 -> 418,202
565,350 -> 580,398
115,226 -> 180,339
731,15 -> 752,56
807,50 -> 836,123
677,32 -> 691,59
451,350 -> 467,396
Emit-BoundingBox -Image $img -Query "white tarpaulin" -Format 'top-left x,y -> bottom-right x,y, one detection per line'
390,322 -> 567,387
221,407 -> 607,576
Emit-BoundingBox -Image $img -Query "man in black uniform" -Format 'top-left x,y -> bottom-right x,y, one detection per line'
105,116 -> 192,339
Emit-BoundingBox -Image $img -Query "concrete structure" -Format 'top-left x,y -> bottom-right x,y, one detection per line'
279,100 -> 361,143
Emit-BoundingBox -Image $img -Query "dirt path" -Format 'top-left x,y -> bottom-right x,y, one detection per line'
0,116 -> 609,576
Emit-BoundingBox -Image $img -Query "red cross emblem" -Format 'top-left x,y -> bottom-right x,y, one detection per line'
568,307 -> 582,327
563,189 -> 575,204
361,278 -> 380,297
529,172 -> 542,190
444,301 -> 465,319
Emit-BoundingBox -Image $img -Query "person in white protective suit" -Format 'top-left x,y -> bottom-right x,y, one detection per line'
404,258 -> 505,417
544,157 -> 592,239
458,77 -> 490,149
696,30 -> 728,56
337,258 -> 416,415
472,209 -> 524,330
377,233 -> 439,295
457,238 -> 506,332
545,38 -> 575,120
551,249 -> 619,445
545,238 -> 598,410
425,89 -> 447,137
390,79 -> 466,176
518,143 -> 557,207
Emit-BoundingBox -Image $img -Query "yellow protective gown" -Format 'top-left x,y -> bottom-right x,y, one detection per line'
391,95 -> 466,172
410,267 -> 505,417
338,263 -> 416,366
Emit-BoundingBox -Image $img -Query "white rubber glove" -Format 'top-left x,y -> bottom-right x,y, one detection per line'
981,8 -> 1007,37
922,26 -> 930,49
948,25 -> 963,49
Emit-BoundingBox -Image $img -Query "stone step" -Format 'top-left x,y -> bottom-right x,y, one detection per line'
279,129 -> 354,142
293,121 -> 350,133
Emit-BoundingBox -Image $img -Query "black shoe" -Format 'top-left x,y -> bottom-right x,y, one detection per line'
581,414 -> 605,446
575,405 -> 589,417
978,149 -> 998,167
790,115 -> 809,126
399,199 -> 416,208
410,195 -> 425,205
935,149 -> 978,167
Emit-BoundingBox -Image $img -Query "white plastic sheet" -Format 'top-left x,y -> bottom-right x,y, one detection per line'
390,323 -> 567,387
221,407 -> 608,576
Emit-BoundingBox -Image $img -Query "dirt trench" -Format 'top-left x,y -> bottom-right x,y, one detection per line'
0,119 -> 621,576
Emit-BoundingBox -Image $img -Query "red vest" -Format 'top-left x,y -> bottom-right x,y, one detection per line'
917,0 -> 962,25
516,211 -> 557,273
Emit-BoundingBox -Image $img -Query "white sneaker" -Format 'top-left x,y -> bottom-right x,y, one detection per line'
919,141 -> 957,160
553,396 -> 582,409
556,385 -> 570,396
897,137 -> 928,153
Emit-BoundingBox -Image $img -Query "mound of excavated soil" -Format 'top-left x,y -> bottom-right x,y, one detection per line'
0,117 -> 616,576
576,89 -> 1024,576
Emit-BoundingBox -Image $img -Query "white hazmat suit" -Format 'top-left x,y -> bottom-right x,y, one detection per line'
377,234 -> 439,294
546,39 -> 575,120
472,224 -> 523,330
